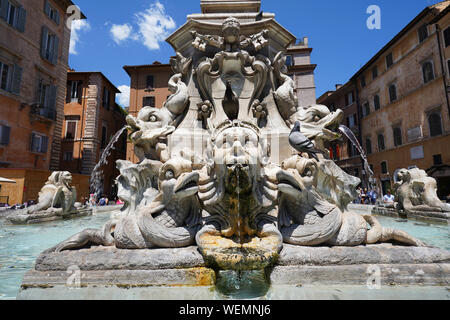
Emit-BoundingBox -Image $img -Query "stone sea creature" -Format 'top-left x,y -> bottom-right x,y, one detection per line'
45,158 -> 202,252
395,168 -> 450,216
126,106 -> 176,162
278,156 -> 426,247
7,172 -> 81,224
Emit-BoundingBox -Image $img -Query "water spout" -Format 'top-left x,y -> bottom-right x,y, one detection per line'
90,126 -> 128,199
338,125 -> 374,187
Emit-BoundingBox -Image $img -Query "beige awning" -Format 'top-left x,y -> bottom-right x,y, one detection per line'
0,177 -> 16,183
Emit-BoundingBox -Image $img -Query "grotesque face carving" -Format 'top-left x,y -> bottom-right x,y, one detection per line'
158,158 -> 199,200
296,105 -> 344,143
222,17 -> 240,45
397,169 -> 410,183
211,122 -> 266,195
60,172 -> 73,186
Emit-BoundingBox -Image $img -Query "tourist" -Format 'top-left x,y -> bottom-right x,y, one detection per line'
99,196 -> 107,206
383,190 -> 395,204
369,189 -> 378,205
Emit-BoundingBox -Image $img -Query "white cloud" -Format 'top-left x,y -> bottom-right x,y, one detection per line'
135,1 -> 176,50
116,85 -> 130,107
110,1 -> 176,51
110,24 -> 135,44
70,20 -> 91,55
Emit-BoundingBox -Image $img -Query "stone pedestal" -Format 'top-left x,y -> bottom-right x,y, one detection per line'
17,244 -> 450,299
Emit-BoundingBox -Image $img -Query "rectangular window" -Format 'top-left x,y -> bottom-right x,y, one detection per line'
347,114 -> 356,128
146,75 -> 154,89
31,133 -> 48,153
372,66 -> 378,79
103,87 -> 110,109
63,152 -> 73,161
381,161 -> 388,174
36,80 -> 57,119
67,80 -> 82,103
386,53 -> 393,69
101,125 -> 107,149
362,102 -> 370,117
0,125 -> 11,146
0,61 -> 22,95
393,127 -> 403,147
418,24 -> 429,43
444,27 -> 450,47
285,55 -> 293,67
44,0 -> 60,25
345,91 -> 354,106
40,26 -> 59,64
360,76 -> 366,88
65,120 -> 77,139
433,154 -> 442,165
143,96 -> 155,108
0,61 -> 10,91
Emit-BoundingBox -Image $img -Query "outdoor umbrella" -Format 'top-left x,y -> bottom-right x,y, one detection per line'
0,177 -> 16,183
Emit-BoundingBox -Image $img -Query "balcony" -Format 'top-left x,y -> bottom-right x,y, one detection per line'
29,104 -> 56,123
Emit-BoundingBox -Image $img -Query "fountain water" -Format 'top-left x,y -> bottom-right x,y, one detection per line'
338,125 -> 375,187
90,126 -> 128,199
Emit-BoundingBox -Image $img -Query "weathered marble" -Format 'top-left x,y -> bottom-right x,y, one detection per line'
5,172 -> 88,225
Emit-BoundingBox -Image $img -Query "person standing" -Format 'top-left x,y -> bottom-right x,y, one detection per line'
383,190 -> 395,204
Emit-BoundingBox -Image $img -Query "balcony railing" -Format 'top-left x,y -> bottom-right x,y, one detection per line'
30,104 -> 56,121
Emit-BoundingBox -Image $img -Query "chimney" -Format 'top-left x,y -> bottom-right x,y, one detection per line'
335,84 -> 343,90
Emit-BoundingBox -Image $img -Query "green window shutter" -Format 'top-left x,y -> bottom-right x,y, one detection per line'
40,26 -> 49,59
66,81 -> 71,103
51,35 -> 59,64
54,10 -> 60,25
41,136 -> 49,153
11,64 -> 22,95
0,125 -> 11,145
16,7 -> 26,32
44,0 -> 50,16
0,0 -> 9,21
48,85 -> 57,110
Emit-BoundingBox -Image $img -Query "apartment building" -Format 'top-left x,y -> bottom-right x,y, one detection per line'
61,70 -> 127,198
319,1 -> 450,198
0,0 -> 85,205
286,37 -> 317,108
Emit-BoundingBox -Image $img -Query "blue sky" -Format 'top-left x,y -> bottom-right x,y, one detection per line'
68,0 -> 442,107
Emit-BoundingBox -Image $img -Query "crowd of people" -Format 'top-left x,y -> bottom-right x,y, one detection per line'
355,187 -> 396,205
84,194 -> 124,207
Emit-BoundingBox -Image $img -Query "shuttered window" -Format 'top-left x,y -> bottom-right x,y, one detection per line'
0,61 -> 22,95
40,26 -> 59,64
66,80 -> 82,103
393,127 -> 403,147
103,87 -> 110,109
422,61 -> 435,84
36,79 -> 57,120
0,125 -> 11,146
374,95 -> 380,110
31,133 -> 48,153
366,138 -> 372,155
143,96 -> 155,108
44,0 -> 60,25
444,27 -> 450,47
0,0 -> 26,32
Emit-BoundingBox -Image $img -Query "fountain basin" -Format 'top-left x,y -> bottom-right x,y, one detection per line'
17,244 -> 450,299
